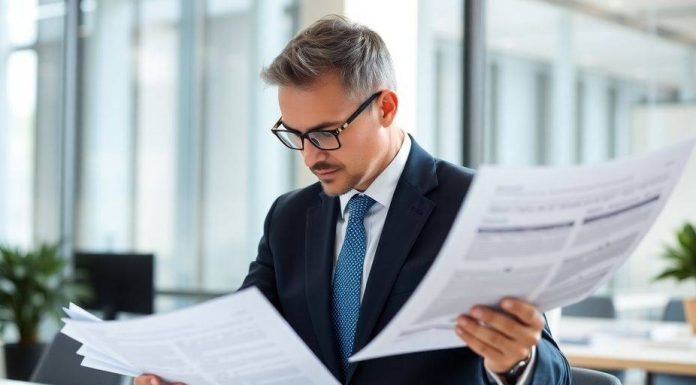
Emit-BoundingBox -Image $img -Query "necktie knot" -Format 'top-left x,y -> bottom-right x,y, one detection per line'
347,194 -> 375,222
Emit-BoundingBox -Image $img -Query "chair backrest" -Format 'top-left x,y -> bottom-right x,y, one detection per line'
662,299 -> 686,322
562,296 -> 616,319
30,333 -> 123,385
572,367 -> 622,385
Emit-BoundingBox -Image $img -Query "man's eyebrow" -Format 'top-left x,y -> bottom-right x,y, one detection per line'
282,120 -> 343,133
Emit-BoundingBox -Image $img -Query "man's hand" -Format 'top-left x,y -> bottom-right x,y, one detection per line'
455,298 -> 543,373
134,374 -> 186,385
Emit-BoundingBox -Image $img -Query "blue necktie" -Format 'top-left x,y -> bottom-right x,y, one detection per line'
331,194 -> 376,373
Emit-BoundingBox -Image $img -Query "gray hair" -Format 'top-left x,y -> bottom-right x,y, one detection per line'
260,14 -> 397,100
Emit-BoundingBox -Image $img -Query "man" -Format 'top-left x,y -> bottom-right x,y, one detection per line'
136,15 -> 570,385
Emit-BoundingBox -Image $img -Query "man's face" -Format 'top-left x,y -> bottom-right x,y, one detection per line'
278,73 -> 392,196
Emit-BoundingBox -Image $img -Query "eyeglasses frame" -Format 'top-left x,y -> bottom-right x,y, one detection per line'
270,91 -> 383,151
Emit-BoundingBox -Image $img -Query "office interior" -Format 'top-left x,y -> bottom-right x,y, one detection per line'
0,0 -> 695,384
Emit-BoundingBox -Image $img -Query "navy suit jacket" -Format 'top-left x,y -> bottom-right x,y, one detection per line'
240,138 -> 571,385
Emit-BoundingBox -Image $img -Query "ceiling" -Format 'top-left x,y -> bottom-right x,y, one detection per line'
575,0 -> 696,43
486,0 -> 696,89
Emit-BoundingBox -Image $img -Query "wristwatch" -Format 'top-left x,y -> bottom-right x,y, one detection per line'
497,351 -> 532,385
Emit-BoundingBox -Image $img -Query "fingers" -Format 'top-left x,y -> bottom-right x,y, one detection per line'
501,298 -> 544,329
134,375 -> 159,385
469,306 -> 527,341
455,323 -> 510,372
134,375 -> 187,385
457,316 -> 527,358
468,304 -> 542,347
455,299 -> 544,373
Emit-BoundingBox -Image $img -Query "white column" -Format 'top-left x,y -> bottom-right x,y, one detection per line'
247,0 -> 295,266
0,0 -> 8,240
681,50 -> 696,101
579,73 -> 610,163
134,0 -> 180,288
300,0 -> 344,29
435,39 -> 463,164
415,0 -> 436,154
495,56 -> 537,165
175,0 -> 205,288
78,0 -> 134,249
549,10 -> 576,165
33,14 -> 65,245
613,82 -> 640,158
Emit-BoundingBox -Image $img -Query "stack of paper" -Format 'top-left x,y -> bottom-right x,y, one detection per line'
61,303 -> 140,377
61,287 -> 340,385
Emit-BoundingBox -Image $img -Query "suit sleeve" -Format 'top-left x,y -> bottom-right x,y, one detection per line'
237,197 -> 281,311
524,317 -> 572,384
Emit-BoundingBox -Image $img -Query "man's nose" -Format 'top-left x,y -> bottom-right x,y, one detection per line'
301,139 -> 324,166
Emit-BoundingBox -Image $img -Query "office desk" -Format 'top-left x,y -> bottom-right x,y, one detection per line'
558,317 -> 696,375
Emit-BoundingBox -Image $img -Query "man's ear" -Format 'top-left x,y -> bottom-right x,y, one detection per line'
377,90 -> 398,127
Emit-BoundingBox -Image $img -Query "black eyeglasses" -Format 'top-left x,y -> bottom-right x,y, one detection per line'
271,91 -> 382,151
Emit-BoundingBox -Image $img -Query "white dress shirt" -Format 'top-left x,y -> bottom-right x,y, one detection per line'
332,133 -> 535,385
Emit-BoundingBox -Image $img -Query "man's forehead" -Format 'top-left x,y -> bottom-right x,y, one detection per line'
277,84 -> 353,130
278,72 -> 353,104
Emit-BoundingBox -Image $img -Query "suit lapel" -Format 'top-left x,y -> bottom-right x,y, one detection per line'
305,193 -> 343,380
345,139 -> 439,384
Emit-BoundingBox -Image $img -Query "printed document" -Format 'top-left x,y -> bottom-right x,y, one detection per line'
351,139 -> 695,362
61,287 -> 339,385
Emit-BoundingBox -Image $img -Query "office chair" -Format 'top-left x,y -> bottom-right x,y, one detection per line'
648,298 -> 694,385
562,296 -> 624,382
562,296 -> 616,319
662,298 -> 686,322
572,367 -> 622,385
30,332 -> 123,385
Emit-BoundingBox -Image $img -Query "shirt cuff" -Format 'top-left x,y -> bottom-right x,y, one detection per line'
485,345 -> 537,385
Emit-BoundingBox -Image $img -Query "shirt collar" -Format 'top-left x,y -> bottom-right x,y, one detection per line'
339,133 -> 412,218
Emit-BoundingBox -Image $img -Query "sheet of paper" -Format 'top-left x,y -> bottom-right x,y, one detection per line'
81,356 -> 142,377
63,304 -> 102,322
61,304 -> 140,373
351,139 -> 695,362
61,287 -> 340,385
76,344 -> 136,370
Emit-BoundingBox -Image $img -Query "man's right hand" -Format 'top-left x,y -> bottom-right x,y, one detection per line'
134,374 -> 186,385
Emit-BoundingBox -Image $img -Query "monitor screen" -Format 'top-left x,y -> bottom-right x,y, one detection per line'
74,252 -> 154,320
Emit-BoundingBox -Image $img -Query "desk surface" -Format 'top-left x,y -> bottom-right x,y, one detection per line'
0,381 -> 46,385
558,317 -> 696,375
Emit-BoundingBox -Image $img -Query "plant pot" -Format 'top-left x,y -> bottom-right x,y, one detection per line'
685,297 -> 696,335
3,343 -> 46,380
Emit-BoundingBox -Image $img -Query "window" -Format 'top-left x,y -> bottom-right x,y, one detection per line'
76,0 -> 297,300
0,0 -> 65,248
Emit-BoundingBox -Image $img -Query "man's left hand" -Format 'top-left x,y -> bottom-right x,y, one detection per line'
455,298 -> 544,374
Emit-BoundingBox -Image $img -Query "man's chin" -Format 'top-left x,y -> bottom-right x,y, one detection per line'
320,181 -> 352,197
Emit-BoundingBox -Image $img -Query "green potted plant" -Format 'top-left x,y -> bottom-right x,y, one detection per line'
654,222 -> 696,334
0,242 -> 90,380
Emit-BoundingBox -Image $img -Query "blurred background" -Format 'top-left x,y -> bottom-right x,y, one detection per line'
1,0 -> 695,384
